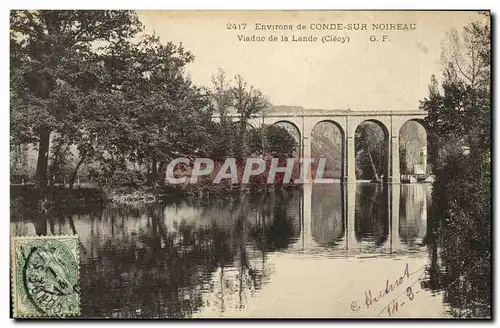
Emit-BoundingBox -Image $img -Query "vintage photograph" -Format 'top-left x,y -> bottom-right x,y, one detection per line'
9,10 -> 491,318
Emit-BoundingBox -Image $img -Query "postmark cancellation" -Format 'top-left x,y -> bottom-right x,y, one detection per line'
11,235 -> 80,318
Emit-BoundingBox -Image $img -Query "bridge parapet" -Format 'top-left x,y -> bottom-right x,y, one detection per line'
212,108 -> 428,185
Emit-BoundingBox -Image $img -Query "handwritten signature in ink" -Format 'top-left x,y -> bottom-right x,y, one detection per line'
350,263 -> 425,316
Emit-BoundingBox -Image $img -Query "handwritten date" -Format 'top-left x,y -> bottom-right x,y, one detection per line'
386,286 -> 416,316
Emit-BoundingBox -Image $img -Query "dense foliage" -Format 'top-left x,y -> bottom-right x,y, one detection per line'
420,19 -> 491,318
10,11 -> 297,193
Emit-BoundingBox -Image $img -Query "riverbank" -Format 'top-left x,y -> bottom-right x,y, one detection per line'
10,182 -> 304,209
11,184 -> 108,208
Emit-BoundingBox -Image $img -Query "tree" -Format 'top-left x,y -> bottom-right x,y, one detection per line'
421,17 -> 491,318
247,125 -> 297,159
210,68 -> 235,157
439,21 -> 490,90
425,19 -> 491,168
208,70 -> 272,160
231,75 -> 271,159
355,122 -> 386,181
113,34 -> 212,185
10,10 -> 143,189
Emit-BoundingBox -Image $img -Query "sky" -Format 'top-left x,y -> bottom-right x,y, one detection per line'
136,11 -> 486,111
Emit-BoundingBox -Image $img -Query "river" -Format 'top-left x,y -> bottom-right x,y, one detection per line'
10,183 -> 488,318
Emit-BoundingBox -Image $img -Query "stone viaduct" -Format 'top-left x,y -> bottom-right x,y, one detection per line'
214,108 -> 428,184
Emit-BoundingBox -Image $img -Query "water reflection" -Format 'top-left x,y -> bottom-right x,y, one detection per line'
399,185 -> 428,251
11,183 -> 483,318
305,183 -> 429,256
354,184 -> 389,251
310,184 -> 345,247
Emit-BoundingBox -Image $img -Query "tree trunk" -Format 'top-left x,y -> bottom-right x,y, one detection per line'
239,121 -> 247,159
150,158 -> 158,186
152,158 -> 158,176
35,127 -> 51,189
69,153 -> 86,189
261,125 -> 267,156
367,149 -> 380,182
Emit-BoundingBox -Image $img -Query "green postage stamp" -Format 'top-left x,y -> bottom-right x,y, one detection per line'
11,235 -> 80,318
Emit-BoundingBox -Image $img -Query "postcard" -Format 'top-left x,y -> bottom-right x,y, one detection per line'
10,10 -> 491,319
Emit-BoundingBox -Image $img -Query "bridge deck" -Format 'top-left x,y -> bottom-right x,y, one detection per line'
214,109 -> 427,119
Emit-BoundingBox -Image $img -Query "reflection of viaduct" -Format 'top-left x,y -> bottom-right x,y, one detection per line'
302,183 -> 416,254
214,109 -> 427,184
